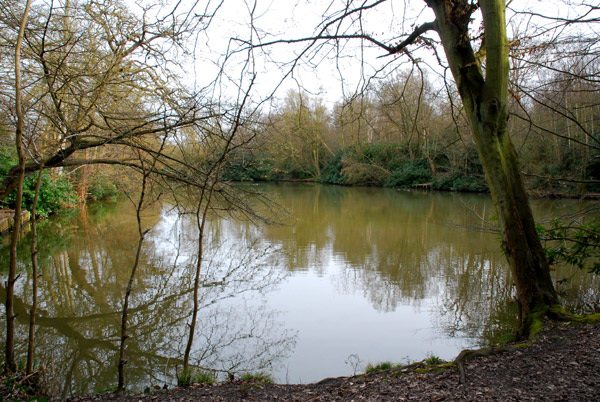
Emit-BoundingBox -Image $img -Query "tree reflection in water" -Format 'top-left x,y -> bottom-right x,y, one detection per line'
257,184 -> 599,347
0,200 -> 295,397
1,184 -> 598,395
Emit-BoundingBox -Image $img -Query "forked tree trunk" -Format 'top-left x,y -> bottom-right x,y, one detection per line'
426,0 -> 561,334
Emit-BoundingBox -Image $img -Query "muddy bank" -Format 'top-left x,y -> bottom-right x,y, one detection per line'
66,321 -> 600,401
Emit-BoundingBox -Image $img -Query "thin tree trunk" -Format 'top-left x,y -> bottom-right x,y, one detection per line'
182,175 -> 219,372
117,226 -> 146,391
6,0 -> 32,373
117,137 -> 166,391
26,166 -> 44,375
181,77 -> 254,377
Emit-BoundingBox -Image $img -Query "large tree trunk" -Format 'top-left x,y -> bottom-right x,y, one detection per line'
469,91 -> 561,327
426,0 -> 561,334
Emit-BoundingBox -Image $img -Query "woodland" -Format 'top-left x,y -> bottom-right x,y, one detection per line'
1,0 -> 600,397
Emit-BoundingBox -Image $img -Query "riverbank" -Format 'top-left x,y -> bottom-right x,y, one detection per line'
67,321 -> 600,401
0,209 -> 30,234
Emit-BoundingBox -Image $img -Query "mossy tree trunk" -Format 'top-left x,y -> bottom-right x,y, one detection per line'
425,0 -> 561,334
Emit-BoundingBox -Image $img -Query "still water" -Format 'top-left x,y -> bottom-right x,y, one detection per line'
1,183 -> 598,397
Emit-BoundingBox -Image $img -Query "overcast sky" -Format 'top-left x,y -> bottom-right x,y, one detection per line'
128,0 -> 598,109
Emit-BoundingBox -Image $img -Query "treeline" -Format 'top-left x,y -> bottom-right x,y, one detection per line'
223,58 -> 600,195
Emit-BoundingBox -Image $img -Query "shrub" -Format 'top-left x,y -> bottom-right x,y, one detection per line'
424,354 -> 444,365
240,372 -> 274,384
538,216 -> 600,275
177,368 -> 216,386
320,152 -> 347,184
222,150 -> 273,181
384,159 -> 433,188
0,146 -> 78,215
433,172 -> 487,192
365,361 -> 394,374
88,175 -> 119,200
4,171 -> 78,217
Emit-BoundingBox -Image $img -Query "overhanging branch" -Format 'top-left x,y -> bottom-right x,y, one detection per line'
385,21 -> 438,56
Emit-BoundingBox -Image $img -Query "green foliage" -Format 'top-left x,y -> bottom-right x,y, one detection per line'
218,140 -> 491,193
0,146 -> 78,216
0,370 -> 47,401
585,150 -> 600,192
365,361 -> 395,374
384,159 -> 432,187
222,150 -> 278,181
424,354 -> 444,365
239,372 -> 274,384
537,216 -> 600,275
88,175 -> 119,200
433,172 -> 488,192
3,171 -> 78,217
321,152 -> 347,185
0,145 -> 15,174
94,386 -> 118,394
358,143 -> 407,171
177,368 -> 216,386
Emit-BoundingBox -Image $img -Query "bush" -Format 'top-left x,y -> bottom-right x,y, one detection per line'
88,175 -> 119,200
177,368 -> 216,386
359,143 -> 407,171
240,372 -> 274,384
1,146 -> 78,215
433,172 -> 487,192
384,159 -> 433,188
222,150 -> 277,181
365,361 -> 395,374
4,171 -> 78,217
320,152 -> 347,184
538,216 -> 600,275
424,354 -> 444,365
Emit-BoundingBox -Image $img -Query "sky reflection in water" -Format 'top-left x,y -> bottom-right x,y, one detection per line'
1,183 -> 598,396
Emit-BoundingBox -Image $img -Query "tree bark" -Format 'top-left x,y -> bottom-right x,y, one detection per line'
6,0 -> 32,373
425,0 -> 561,334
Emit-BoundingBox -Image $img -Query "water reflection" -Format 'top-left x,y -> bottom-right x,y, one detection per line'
1,183 -> 599,394
255,184 -> 598,349
0,201 -> 294,397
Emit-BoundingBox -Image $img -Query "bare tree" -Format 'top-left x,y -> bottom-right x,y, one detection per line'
5,0 -> 32,374
117,135 -> 167,392
235,0 -> 600,334
0,0 -> 223,199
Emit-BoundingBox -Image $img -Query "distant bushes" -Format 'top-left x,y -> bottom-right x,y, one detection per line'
384,159 -> 432,188
0,147 -> 78,216
222,150 -> 278,181
432,172 -> 488,192
87,174 -> 120,201
222,144 -> 489,193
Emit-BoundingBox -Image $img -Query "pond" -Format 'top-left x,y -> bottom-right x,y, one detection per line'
1,183 -> 598,397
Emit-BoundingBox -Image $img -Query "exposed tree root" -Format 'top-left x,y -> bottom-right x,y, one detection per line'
454,345 -> 516,384
455,310 -> 600,384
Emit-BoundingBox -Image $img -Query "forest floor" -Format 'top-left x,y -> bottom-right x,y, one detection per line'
62,320 -> 600,402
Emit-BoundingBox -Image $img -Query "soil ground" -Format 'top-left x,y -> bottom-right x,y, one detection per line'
63,320 -> 600,401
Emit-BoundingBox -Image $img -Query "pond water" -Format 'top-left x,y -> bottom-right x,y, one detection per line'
1,183 -> 599,397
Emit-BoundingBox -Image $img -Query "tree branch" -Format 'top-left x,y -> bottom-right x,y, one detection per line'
384,21 -> 438,56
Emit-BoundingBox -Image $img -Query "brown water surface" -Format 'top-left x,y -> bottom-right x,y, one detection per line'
0,183 -> 597,396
